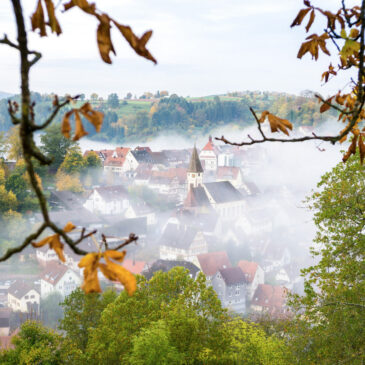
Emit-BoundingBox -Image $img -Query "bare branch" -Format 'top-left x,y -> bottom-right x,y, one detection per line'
114,233 -> 138,251
0,223 -> 47,262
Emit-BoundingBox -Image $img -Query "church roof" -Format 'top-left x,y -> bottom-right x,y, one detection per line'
184,186 -> 211,208
188,145 -> 203,173
204,181 -> 244,203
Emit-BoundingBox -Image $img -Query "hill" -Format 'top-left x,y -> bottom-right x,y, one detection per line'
0,91 -> 337,142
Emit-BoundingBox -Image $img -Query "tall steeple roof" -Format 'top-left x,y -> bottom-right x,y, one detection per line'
188,145 -> 203,173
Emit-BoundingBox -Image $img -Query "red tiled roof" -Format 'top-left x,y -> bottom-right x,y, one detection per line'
115,147 -> 130,158
122,259 -> 146,275
41,262 -> 69,286
252,284 -> 287,311
104,156 -> 126,167
197,251 -> 231,276
238,260 -> 258,283
202,140 -> 215,151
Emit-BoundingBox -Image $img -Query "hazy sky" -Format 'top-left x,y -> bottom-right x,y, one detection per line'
0,0 -> 357,97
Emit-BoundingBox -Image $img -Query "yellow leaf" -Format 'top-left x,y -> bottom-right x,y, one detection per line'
82,266 -> 101,293
48,235 -> 66,262
96,14 -> 115,64
258,110 -> 269,123
100,260 -> 136,296
103,250 -> 126,262
342,133 -> 358,162
78,252 -> 100,269
32,235 -> 53,248
63,222 -> 76,233
31,0 -> 47,37
73,110 -> 88,141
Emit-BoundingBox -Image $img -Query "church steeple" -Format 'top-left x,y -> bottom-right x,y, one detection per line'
188,144 -> 203,173
187,145 -> 203,190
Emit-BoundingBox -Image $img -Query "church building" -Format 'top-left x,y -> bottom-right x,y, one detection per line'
185,145 -> 246,221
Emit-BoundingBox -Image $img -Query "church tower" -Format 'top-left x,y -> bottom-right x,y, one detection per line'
187,145 -> 204,190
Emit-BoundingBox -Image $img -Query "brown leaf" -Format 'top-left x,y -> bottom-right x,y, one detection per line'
44,0 -> 62,35
31,0 -> 47,37
103,250 -> 126,262
64,222 -> 76,233
61,110 -> 74,139
113,21 -> 157,64
79,103 -> 104,132
63,0 -> 96,14
342,133 -> 358,162
319,97 -> 333,113
96,14 -> 115,64
73,110 -> 88,141
258,110 -> 270,123
32,234 -> 65,262
305,10 -> 315,32
265,114 -> 293,136
291,8 -> 311,27
359,134 -> 365,164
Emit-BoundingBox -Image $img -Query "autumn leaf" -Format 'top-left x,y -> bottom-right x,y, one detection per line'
79,103 -> 103,132
31,0 -> 47,37
319,97 -> 333,113
96,14 -> 115,64
342,133 -> 358,162
32,222 -> 76,262
62,103 -> 103,140
305,10 -> 315,32
297,33 -> 330,60
267,114 -> 293,136
44,0 -> 62,35
78,249 -> 136,295
291,7 -> 311,28
113,21 -> 157,64
63,0 -> 96,14
73,110 -> 88,141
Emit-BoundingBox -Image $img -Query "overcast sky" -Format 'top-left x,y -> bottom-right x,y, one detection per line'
0,0 -> 357,97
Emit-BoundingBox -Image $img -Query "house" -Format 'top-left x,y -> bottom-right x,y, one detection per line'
199,136 -> 219,171
7,281 -> 40,313
211,267 -> 247,313
40,262 -> 81,299
185,146 -> 246,220
83,185 -> 130,215
103,156 -> 126,176
263,242 -> 291,273
237,260 -> 264,300
124,149 -> 154,171
143,259 -> 201,280
124,200 -> 156,225
159,224 -> 208,264
216,166 -> 244,188
122,259 -> 147,275
48,190 -> 84,211
251,284 -> 288,316
197,251 -> 231,280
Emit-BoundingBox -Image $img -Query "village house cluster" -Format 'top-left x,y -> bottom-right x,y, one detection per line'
0,136 -> 312,347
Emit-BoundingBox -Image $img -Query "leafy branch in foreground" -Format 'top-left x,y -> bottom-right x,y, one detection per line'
217,0 -> 365,164
0,0 -> 151,293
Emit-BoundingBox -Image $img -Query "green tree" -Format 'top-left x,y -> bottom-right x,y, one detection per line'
0,185 -> 17,213
0,321 -> 81,365
59,148 -> 85,174
107,93 -> 119,108
59,288 -> 117,351
5,173 -> 27,201
41,123 -> 77,170
41,292 -> 64,329
84,152 -> 102,169
289,153 -> 365,364
86,268 -> 229,364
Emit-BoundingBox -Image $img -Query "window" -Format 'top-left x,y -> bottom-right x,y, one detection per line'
25,295 -> 29,299
30,295 -> 35,299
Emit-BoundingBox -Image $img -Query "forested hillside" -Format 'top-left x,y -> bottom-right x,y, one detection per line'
0,91 -> 337,142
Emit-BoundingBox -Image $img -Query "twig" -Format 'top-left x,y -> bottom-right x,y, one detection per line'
114,233 -> 138,251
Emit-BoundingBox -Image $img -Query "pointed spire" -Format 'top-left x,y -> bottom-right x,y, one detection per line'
188,145 -> 203,173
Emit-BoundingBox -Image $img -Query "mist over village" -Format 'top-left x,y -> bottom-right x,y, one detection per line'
0,0 -> 364,364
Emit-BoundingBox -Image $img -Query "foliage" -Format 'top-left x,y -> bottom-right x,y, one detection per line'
56,171 -> 84,193
107,93 -> 119,108
59,148 -> 85,174
40,292 -> 64,329
288,153 -> 365,364
0,186 -> 17,213
0,321 -> 82,365
59,288 -> 117,351
41,123 -> 77,170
